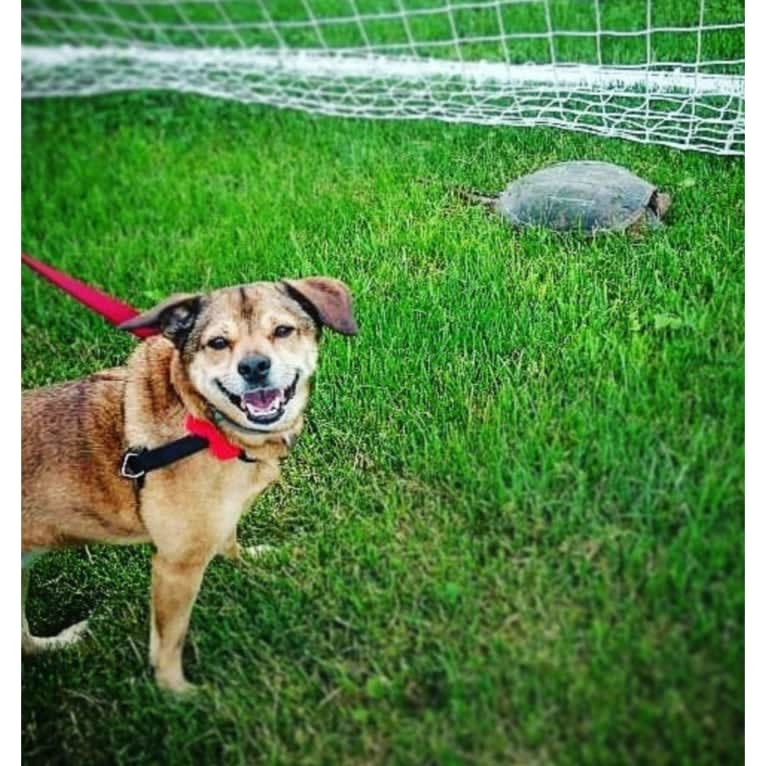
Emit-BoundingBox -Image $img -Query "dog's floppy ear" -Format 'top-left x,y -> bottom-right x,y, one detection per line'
282,277 -> 358,336
119,292 -> 203,346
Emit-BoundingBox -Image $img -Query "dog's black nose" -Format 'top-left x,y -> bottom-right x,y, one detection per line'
238,354 -> 271,384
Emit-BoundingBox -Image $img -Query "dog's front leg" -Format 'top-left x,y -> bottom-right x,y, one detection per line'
149,551 -> 211,693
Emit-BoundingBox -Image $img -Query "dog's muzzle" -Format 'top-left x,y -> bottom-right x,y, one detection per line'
215,372 -> 300,426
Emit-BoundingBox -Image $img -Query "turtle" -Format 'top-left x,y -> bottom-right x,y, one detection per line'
465,161 -> 671,234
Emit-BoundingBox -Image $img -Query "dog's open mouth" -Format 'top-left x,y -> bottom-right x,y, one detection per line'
215,373 -> 299,425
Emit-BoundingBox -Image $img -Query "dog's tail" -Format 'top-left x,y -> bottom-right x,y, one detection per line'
457,189 -> 497,209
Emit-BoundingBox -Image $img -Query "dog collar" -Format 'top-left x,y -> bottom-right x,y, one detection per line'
184,414 -> 243,460
120,414 -> 255,484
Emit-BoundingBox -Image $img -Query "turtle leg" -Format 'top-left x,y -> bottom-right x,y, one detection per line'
645,210 -> 662,229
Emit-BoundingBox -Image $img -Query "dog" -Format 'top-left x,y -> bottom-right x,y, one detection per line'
22,276 -> 357,692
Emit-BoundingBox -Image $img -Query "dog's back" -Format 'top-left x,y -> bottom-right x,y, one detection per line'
22,369 -> 148,550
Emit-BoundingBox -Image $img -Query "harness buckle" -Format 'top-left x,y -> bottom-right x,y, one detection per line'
120,449 -> 146,480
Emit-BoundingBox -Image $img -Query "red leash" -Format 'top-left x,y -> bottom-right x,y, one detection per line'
21,252 -> 159,339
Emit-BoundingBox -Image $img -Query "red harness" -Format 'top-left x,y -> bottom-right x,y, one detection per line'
23,252 -> 248,467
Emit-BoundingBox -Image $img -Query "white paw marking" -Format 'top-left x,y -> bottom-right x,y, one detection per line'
243,544 -> 275,559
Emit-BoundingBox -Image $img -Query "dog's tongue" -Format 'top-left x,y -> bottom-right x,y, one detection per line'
243,388 -> 280,411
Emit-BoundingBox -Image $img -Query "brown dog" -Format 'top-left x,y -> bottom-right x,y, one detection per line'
22,277 -> 357,692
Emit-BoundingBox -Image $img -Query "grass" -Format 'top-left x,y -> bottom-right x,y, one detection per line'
21,89 -> 743,765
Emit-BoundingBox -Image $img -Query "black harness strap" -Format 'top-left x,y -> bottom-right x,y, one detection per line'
121,435 -> 209,482
121,433 -> 259,488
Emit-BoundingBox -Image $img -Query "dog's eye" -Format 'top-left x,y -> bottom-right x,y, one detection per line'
207,337 -> 229,350
273,325 -> 295,339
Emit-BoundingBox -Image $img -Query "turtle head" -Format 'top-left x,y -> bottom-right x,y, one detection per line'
652,191 -> 672,219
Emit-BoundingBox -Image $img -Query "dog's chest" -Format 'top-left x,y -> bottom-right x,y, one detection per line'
188,453 -> 279,510
138,450 -> 281,543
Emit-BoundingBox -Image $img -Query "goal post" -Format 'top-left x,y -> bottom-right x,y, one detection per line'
22,1 -> 744,155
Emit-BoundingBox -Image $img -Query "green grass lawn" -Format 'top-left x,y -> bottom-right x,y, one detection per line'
22,92 -> 743,765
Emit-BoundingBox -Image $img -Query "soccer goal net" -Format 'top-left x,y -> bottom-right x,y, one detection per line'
22,1 -> 744,155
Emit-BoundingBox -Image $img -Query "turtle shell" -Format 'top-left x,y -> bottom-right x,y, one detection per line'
495,161 -> 659,233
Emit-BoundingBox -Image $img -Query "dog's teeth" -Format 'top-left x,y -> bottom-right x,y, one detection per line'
245,401 -> 279,416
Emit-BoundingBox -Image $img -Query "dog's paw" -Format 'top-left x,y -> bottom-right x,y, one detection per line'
220,542 -> 275,566
156,673 -> 199,695
242,544 -> 275,559
171,680 -> 200,696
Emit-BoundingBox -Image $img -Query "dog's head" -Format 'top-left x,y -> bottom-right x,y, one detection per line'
120,278 -> 357,434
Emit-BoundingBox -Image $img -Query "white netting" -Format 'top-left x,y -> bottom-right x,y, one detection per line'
22,1 -> 744,155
